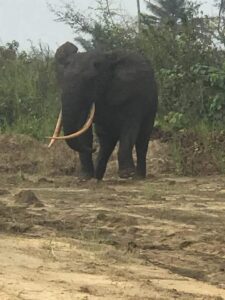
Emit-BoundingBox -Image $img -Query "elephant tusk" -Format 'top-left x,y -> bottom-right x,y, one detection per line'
48,110 -> 63,148
46,103 -> 95,142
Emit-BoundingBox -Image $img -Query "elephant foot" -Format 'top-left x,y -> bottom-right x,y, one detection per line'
118,168 -> 135,179
133,173 -> 146,181
134,166 -> 146,180
94,172 -> 104,181
78,171 -> 94,182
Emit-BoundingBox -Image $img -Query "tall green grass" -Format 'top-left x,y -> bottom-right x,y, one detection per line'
0,42 -> 60,139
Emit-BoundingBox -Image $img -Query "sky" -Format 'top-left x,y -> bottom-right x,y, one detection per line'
0,0 -> 217,51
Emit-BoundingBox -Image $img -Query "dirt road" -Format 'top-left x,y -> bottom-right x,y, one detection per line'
0,173 -> 225,299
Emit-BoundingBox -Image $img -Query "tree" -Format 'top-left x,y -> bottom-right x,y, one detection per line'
137,0 -> 141,32
143,0 -> 200,26
50,0 -> 138,51
215,0 -> 225,36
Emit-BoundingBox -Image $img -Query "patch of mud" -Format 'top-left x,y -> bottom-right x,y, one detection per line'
0,189 -> 10,195
0,201 -> 31,233
14,190 -> 44,207
0,134 -> 77,176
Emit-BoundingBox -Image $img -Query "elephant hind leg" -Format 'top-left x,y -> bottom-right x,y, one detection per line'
118,124 -> 140,179
135,118 -> 155,179
135,138 -> 149,179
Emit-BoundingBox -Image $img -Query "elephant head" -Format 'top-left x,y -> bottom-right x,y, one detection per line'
54,42 -> 78,85
48,42 -> 113,152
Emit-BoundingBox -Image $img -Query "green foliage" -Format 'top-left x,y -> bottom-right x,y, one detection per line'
191,63 -> 225,122
144,0 -> 200,26
163,112 -> 187,130
0,41 -> 59,138
50,0 -> 138,51
50,0 -> 225,126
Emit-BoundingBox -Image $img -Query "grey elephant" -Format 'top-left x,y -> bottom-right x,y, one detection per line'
48,42 -> 158,180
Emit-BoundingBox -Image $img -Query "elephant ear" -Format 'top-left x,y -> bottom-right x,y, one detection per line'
55,42 -> 78,67
101,51 -> 141,106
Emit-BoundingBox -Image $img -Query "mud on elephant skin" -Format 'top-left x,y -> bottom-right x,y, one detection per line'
50,41 -> 158,180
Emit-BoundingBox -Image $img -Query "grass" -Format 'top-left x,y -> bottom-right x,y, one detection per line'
0,42 -> 59,140
1,114 -> 59,140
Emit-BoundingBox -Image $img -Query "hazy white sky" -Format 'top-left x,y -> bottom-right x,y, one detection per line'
0,0 -> 217,50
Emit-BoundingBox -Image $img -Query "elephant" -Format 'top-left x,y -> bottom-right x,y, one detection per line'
48,42 -> 158,180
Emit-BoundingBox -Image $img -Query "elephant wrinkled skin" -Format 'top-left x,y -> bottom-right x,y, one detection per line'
53,42 -> 158,180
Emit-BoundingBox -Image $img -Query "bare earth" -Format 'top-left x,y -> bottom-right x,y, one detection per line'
0,135 -> 225,299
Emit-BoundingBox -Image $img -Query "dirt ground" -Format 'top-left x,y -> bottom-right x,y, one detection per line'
1,135 -> 225,299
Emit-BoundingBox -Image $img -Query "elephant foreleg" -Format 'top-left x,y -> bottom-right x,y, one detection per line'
78,152 -> 94,180
95,138 -> 117,180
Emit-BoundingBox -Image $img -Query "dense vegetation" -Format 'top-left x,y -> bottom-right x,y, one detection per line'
0,41 -> 59,138
1,0 -> 225,174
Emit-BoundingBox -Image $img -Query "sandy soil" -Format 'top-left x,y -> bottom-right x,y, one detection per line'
0,135 -> 225,299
